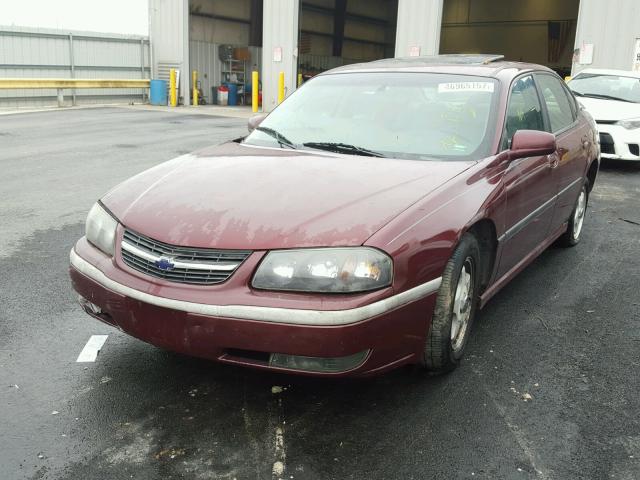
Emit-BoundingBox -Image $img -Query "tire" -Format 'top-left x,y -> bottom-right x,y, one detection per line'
557,180 -> 589,248
424,233 -> 481,373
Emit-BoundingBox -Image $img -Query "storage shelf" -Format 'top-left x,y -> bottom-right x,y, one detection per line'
220,58 -> 247,104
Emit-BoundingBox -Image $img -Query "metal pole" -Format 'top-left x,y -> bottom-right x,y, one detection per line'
140,38 -> 146,102
57,89 -> 64,107
69,33 -> 76,106
192,70 -> 198,106
169,68 -> 177,107
278,71 -> 285,104
252,71 -> 259,112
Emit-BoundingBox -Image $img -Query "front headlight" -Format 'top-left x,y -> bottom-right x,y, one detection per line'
252,247 -> 393,293
616,118 -> 640,130
85,202 -> 118,256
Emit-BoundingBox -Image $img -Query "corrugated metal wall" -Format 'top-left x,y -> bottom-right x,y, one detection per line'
395,0 -> 443,57
573,0 -> 640,74
0,26 -> 150,107
189,40 -> 220,104
150,0 -> 190,104
262,0 -> 300,111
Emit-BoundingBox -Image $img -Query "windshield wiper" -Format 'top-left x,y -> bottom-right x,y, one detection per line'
302,142 -> 385,157
255,126 -> 297,149
581,93 -> 634,103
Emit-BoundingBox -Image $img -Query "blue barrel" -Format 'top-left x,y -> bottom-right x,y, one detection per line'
227,83 -> 238,106
150,79 -> 167,105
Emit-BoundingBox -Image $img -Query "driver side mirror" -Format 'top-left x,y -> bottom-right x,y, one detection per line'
510,130 -> 557,160
248,113 -> 268,133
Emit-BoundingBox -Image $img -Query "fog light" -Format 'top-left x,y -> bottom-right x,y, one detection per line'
269,350 -> 369,373
78,296 -> 102,316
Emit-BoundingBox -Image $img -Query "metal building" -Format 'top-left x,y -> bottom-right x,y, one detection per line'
573,0 -> 640,75
148,0 -> 639,111
0,26 -> 150,107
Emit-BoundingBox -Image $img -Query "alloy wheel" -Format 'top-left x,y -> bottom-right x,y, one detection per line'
573,189 -> 587,240
451,257 -> 475,353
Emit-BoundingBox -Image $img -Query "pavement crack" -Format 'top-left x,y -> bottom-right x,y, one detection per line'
473,367 -> 552,480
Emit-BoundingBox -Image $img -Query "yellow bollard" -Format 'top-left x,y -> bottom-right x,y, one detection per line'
278,71 -> 285,104
192,70 -> 198,106
297,73 -> 302,87
252,71 -> 259,113
169,68 -> 177,107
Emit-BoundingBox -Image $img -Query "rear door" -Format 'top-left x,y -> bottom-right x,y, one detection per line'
534,73 -> 588,232
496,74 -> 558,279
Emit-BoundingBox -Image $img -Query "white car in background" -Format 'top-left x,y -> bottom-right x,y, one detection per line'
568,69 -> 640,162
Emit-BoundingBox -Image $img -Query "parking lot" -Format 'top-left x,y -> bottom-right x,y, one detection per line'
1,107 -> 639,480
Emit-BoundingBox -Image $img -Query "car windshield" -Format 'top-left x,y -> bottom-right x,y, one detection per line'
243,72 -> 499,160
569,73 -> 640,103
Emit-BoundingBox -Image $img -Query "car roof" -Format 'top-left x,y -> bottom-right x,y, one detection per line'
573,68 -> 640,79
322,54 -> 554,79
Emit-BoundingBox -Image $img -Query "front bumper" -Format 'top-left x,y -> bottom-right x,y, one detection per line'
597,123 -> 640,161
69,241 -> 441,377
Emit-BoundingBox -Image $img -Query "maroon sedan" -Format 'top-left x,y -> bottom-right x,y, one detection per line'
70,55 -> 600,376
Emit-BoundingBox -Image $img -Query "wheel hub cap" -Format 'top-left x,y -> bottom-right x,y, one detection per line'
573,189 -> 587,239
451,258 -> 474,353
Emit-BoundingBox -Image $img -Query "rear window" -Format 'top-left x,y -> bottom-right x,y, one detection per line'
536,74 -> 576,133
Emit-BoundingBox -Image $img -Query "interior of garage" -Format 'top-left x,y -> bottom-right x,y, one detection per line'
189,0 -> 263,105
186,0 -> 580,107
298,0 -> 398,79
187,0 -> 397,106
440,0 -> 580,77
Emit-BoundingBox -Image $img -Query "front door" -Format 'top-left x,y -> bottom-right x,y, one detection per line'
497,75 -> 558,278
535,73 -> 589,232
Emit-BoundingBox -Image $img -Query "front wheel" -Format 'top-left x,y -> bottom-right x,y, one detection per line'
423,233 -> 481,373
557,180 -> 589,247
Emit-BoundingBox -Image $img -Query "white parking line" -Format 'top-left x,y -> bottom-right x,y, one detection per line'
272,424 -> 285,479
76,335 -> 109,362
271,388 -> 287,480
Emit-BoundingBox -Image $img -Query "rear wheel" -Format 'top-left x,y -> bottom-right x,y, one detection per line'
423,233 -> 481,373
557,180 -> 589,247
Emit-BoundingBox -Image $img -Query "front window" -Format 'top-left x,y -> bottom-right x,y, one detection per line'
569,73 -> 640,103
503,75 -> 545,149
243,72 -> 499,161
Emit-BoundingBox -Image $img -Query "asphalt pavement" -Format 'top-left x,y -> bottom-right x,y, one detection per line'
1,107 -> 639,480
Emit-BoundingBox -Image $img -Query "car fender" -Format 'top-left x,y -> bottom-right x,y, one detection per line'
365,157 -> 507,295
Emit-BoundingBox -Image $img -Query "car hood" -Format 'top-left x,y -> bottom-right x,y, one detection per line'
578,97 -> 640,122
101,142 -> 474,250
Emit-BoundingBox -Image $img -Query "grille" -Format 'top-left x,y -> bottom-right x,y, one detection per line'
120,229 -> 251,285
629,144 -> 639,156
599,133 -> 615,154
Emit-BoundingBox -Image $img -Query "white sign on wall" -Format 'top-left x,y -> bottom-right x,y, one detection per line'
408,45 -> 421,57
273,47 -> 282,62
579,43 -> 594,65
633,39 -> 640,71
